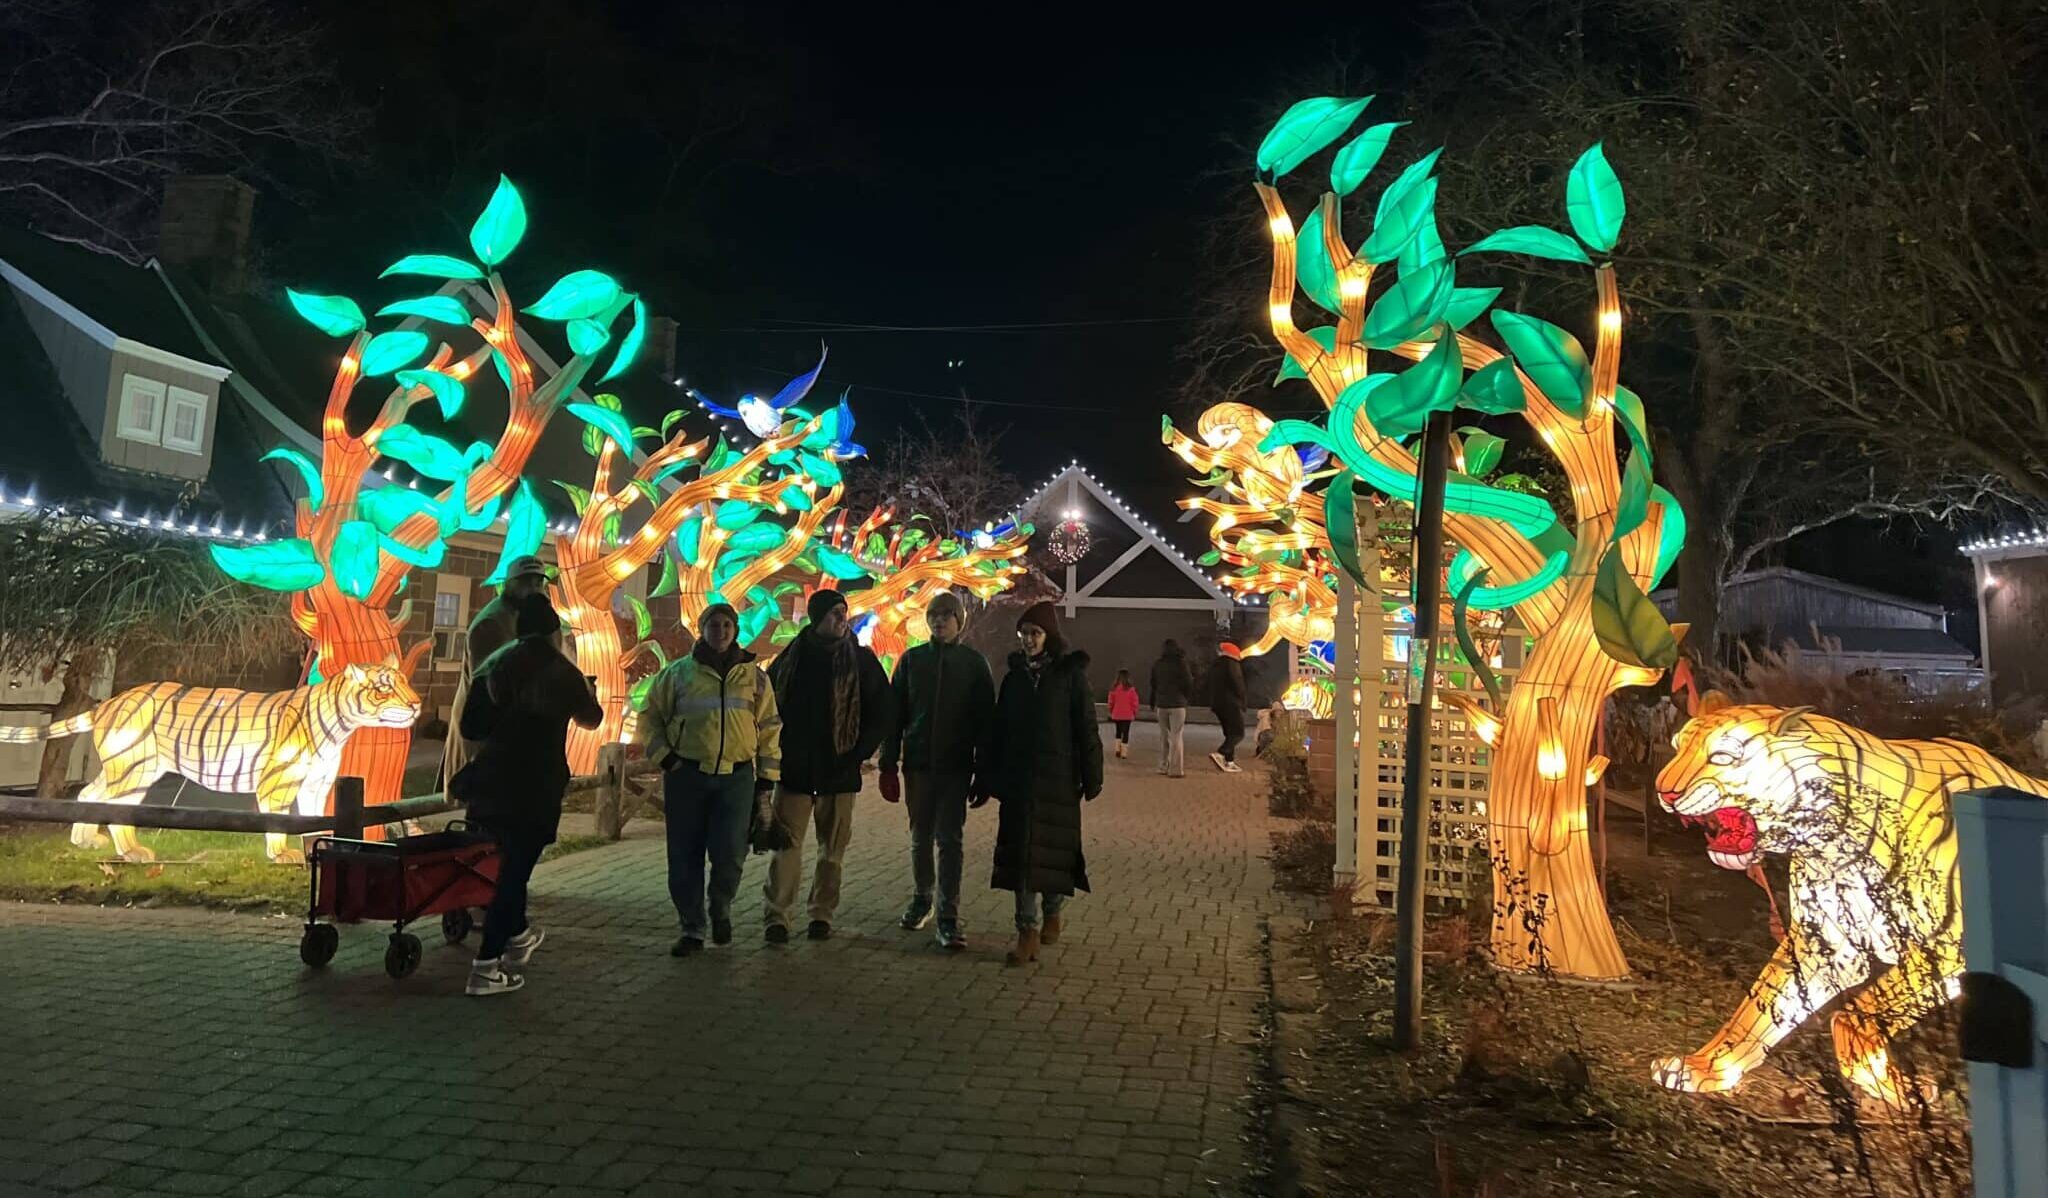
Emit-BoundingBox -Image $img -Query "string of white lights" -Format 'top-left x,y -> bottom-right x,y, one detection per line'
1022,460 -> 1266,607
1960,531 -> 2048,554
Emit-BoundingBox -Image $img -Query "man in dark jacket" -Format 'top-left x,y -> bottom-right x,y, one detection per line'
1148,639 -> 1194,778
761,588 -> 891,942
878,590 -> 994,951
1207,642 -> 1248,774
442,554 -> 551,792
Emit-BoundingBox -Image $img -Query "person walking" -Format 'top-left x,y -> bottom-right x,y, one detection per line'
449,593 -> 603,996
761,588 -> 890,942
639,603 -> 782,958
1148,639 -> 1193,777
877,590 -> 994,951
1208,642 -> 1248,774
441,555 -> 552,792
985,602 -> 1102,965
1106,670 -> 1140,759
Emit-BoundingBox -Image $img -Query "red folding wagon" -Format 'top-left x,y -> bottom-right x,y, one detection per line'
299,824 -> 501,979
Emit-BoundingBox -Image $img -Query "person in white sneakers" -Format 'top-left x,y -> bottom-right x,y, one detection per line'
1207,642 -> 1247,773
449,594 -> 602,995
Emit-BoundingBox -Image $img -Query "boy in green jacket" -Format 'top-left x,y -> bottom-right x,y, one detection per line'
877,590 -> 995,950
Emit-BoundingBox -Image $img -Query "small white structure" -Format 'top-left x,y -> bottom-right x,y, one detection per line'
1954,787 -> 2048,1198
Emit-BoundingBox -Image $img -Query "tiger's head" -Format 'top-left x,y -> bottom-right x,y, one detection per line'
336,660 -> 422,729
1655,694 -> 1827,871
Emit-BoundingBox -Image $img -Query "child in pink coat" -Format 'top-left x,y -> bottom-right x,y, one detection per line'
1107,670 -> 1141,759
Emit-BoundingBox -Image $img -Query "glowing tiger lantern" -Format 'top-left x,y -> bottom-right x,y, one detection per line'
1650,695 -> 2047,1105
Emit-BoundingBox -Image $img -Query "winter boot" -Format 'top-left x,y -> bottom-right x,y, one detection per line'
1006,927 -> 1041,966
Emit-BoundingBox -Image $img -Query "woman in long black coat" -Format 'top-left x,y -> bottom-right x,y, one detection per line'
451,593 -> 602,996
983,602 -> 1103,965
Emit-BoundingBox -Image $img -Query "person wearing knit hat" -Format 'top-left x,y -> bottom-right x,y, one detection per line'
639,602 -> 782,957
442,555 -> 555,795
450,592 -> 602,995
760,586 -> 891,942
1207,642 -> 1249,773
982,598 -> 1102,964
879,589 -> 995,951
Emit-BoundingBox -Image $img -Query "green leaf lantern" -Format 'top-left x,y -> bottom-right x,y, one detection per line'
359,487 -> 441,536
395,369 -> 465,420
1275,327 -> 1340,383
1363,326 -> 1461,439
375,296 -> 472,325
1592,545 -> 1677,669
1324,469 -> 1371,587
286,289 -> 365,338
469,176 -> 527,267
526,270 -> 624,321
261,447 -> 324,510
813,544 -> 870,581
360,331 -> 430,377
565,400 -> 637,454
1256,96 -> 1372,178
1445,287 -> 1502,331
1457,358 -> 1527,416
380,254 -> 485,281
1459,226 -> 1591,265
728,524 -> 786,556
1565,143 -> 1625,254
1361,177 -> 1438,264
651,550 -> 680,598
1458,429 -> 1506,477
374,425 -> 472,479
1363,260 -> 1454,349
626,595 -> 653,641
599,298 -> 650,383
1329,122 -> 1405,196
211,538 -> 325,592
485,481 -> 546,585
800,451 -> 842,487
1295,207 -> 1344,315
331,520 -> 382,600
1489,311 -> 1591,416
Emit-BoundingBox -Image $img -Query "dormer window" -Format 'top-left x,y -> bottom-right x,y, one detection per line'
116,375 -> 165,443
163,386 -> 207,454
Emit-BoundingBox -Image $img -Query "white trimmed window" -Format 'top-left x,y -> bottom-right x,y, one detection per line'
162,386 -> 208,455
431,574 -> 470,669
116,375 -> 166,444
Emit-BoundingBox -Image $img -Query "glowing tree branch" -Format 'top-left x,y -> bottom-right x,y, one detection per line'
820,508 -> 1033,671
550,392 -> 843,773
1199,99 -> 1689,978
213,176 -> 652,807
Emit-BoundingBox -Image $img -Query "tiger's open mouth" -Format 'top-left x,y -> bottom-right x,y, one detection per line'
1677,806 -> 1760,871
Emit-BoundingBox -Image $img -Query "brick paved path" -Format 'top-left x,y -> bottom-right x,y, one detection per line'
0,728 -> 1282,1198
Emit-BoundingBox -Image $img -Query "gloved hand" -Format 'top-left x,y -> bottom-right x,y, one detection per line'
1083,785 -> 1101,802
879,767 -> 901,803
661,753 -> 684,774
748,788 -> 791,854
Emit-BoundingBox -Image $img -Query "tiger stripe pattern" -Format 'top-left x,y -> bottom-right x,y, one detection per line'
1,662 -> 419,863
1650,695 -> 2047,1104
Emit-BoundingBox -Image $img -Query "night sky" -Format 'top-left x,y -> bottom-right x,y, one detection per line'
245,3 -> 1969,614
252,4 -> 1414,543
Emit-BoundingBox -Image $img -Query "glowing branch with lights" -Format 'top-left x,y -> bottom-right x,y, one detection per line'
207,175 -> 647,807
550,385 -> 848,773
824,508 -> 1034,671
1650,697 -> 2046,1105
1204,97 -> 1689,978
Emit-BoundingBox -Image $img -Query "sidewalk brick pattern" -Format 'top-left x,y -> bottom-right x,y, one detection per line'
0,728 -> 1277,1197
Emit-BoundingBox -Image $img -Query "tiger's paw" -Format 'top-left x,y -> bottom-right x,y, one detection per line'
268,849 -> 306,866
1652,1052 -> 1747,1094
1840,1047 -> 1930,1109
69,825 -> 109,851
115,843 -> 158,864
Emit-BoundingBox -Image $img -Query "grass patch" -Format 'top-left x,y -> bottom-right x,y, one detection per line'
0,823 -> 615,914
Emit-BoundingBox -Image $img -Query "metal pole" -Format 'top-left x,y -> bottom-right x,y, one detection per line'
1394,409 -> 1453,1050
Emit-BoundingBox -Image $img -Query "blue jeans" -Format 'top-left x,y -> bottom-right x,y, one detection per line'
478,823 -> 545,960
665,764 -> 756,939
1014,889 -> 1068,932
907,771 -> 970,925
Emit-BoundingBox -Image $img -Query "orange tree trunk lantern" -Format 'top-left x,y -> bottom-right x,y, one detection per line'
208,177 -> 648,808
551,374 -> 858,774
1190,99 -> 1689,979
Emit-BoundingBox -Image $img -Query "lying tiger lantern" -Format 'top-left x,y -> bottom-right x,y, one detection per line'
0,663 -> 420,864
1650,694 -> 2046,1104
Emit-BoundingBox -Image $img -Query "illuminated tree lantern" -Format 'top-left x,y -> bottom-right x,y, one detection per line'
1172,97 -> 1689,978
549,380 -> 856,774
210,176 -> 648,808
812,507 -> 1033,673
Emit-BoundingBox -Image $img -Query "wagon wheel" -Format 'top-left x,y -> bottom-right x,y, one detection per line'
300,924 -> 339,968
441,908 -> 474,945
384,932 -> 423,979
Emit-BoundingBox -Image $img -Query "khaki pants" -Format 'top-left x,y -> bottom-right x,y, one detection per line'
764,789 -> 856,928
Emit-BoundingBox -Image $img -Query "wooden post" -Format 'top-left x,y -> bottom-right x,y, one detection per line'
333,777 -> 365,840
595,743 -> 626,841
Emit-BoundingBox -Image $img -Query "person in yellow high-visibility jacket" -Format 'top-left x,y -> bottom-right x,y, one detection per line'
638,603 -> 781,957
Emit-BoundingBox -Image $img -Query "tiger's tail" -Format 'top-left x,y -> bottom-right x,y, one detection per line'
0,711 -> 95,744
